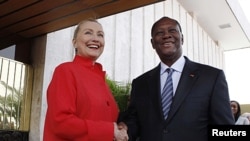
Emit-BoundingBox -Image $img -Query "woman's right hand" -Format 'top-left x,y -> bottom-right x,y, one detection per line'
114,123 -> 129,141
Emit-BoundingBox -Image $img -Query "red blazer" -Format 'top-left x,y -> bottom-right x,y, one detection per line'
44,55 -> 119,141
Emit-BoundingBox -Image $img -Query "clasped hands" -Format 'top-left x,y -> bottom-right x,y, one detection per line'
114,122 -> 129,141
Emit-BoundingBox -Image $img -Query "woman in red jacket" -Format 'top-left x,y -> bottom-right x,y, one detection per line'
43,18 -> 128,141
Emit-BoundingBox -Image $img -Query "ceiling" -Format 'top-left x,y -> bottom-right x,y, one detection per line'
177,0 -> 250,51
0,0 -> 163,50
1,0 -> 249,51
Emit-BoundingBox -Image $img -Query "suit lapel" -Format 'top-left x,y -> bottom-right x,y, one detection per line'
166,58 -> 200,123
147,64 -> 165,119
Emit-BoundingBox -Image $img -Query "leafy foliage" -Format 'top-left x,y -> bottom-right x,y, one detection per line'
106,77 -> 131,112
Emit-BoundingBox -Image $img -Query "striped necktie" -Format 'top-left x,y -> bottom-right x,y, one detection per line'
161,68 -> 174,119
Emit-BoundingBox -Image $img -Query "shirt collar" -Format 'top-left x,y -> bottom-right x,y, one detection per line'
160,55 -> 185,75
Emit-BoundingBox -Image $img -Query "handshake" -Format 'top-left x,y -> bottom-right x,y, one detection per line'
114,122 -> 129,141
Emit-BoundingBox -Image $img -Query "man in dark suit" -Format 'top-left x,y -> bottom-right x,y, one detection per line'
118,17 -> 234,141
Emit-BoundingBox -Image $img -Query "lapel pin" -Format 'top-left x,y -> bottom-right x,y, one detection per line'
189,74 -> 195,77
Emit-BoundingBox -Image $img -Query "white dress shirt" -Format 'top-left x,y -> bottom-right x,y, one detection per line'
160,56 -> 185,96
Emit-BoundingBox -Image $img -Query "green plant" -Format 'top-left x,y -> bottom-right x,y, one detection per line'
106,77 -> 131,112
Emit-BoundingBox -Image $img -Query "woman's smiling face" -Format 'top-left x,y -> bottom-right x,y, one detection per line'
73,21 -> 105,61
230,101 -> 238,115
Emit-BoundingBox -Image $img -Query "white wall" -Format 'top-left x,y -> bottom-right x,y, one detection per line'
43,0 -> 224,84
97,0 -> 224,83
224,48 -> 250,104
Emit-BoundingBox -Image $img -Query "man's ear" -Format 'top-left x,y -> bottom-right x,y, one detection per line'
151,38 -> 155,49
181,34 -> 184,45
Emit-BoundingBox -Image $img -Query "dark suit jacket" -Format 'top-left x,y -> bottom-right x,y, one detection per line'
120,56 -> 234,141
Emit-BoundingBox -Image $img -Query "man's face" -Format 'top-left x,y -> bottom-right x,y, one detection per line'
151,18 -> 183,62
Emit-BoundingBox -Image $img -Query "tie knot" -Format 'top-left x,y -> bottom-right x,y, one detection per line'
166,68 -> 174,75
166,68 -> 174,76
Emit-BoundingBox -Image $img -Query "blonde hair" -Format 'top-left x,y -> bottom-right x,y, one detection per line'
72,18 -> 102,53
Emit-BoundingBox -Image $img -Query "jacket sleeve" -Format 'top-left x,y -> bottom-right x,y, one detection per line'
209,70 -> 234,125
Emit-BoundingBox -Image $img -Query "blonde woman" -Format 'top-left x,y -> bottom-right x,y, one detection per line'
43,18 -> 128,141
